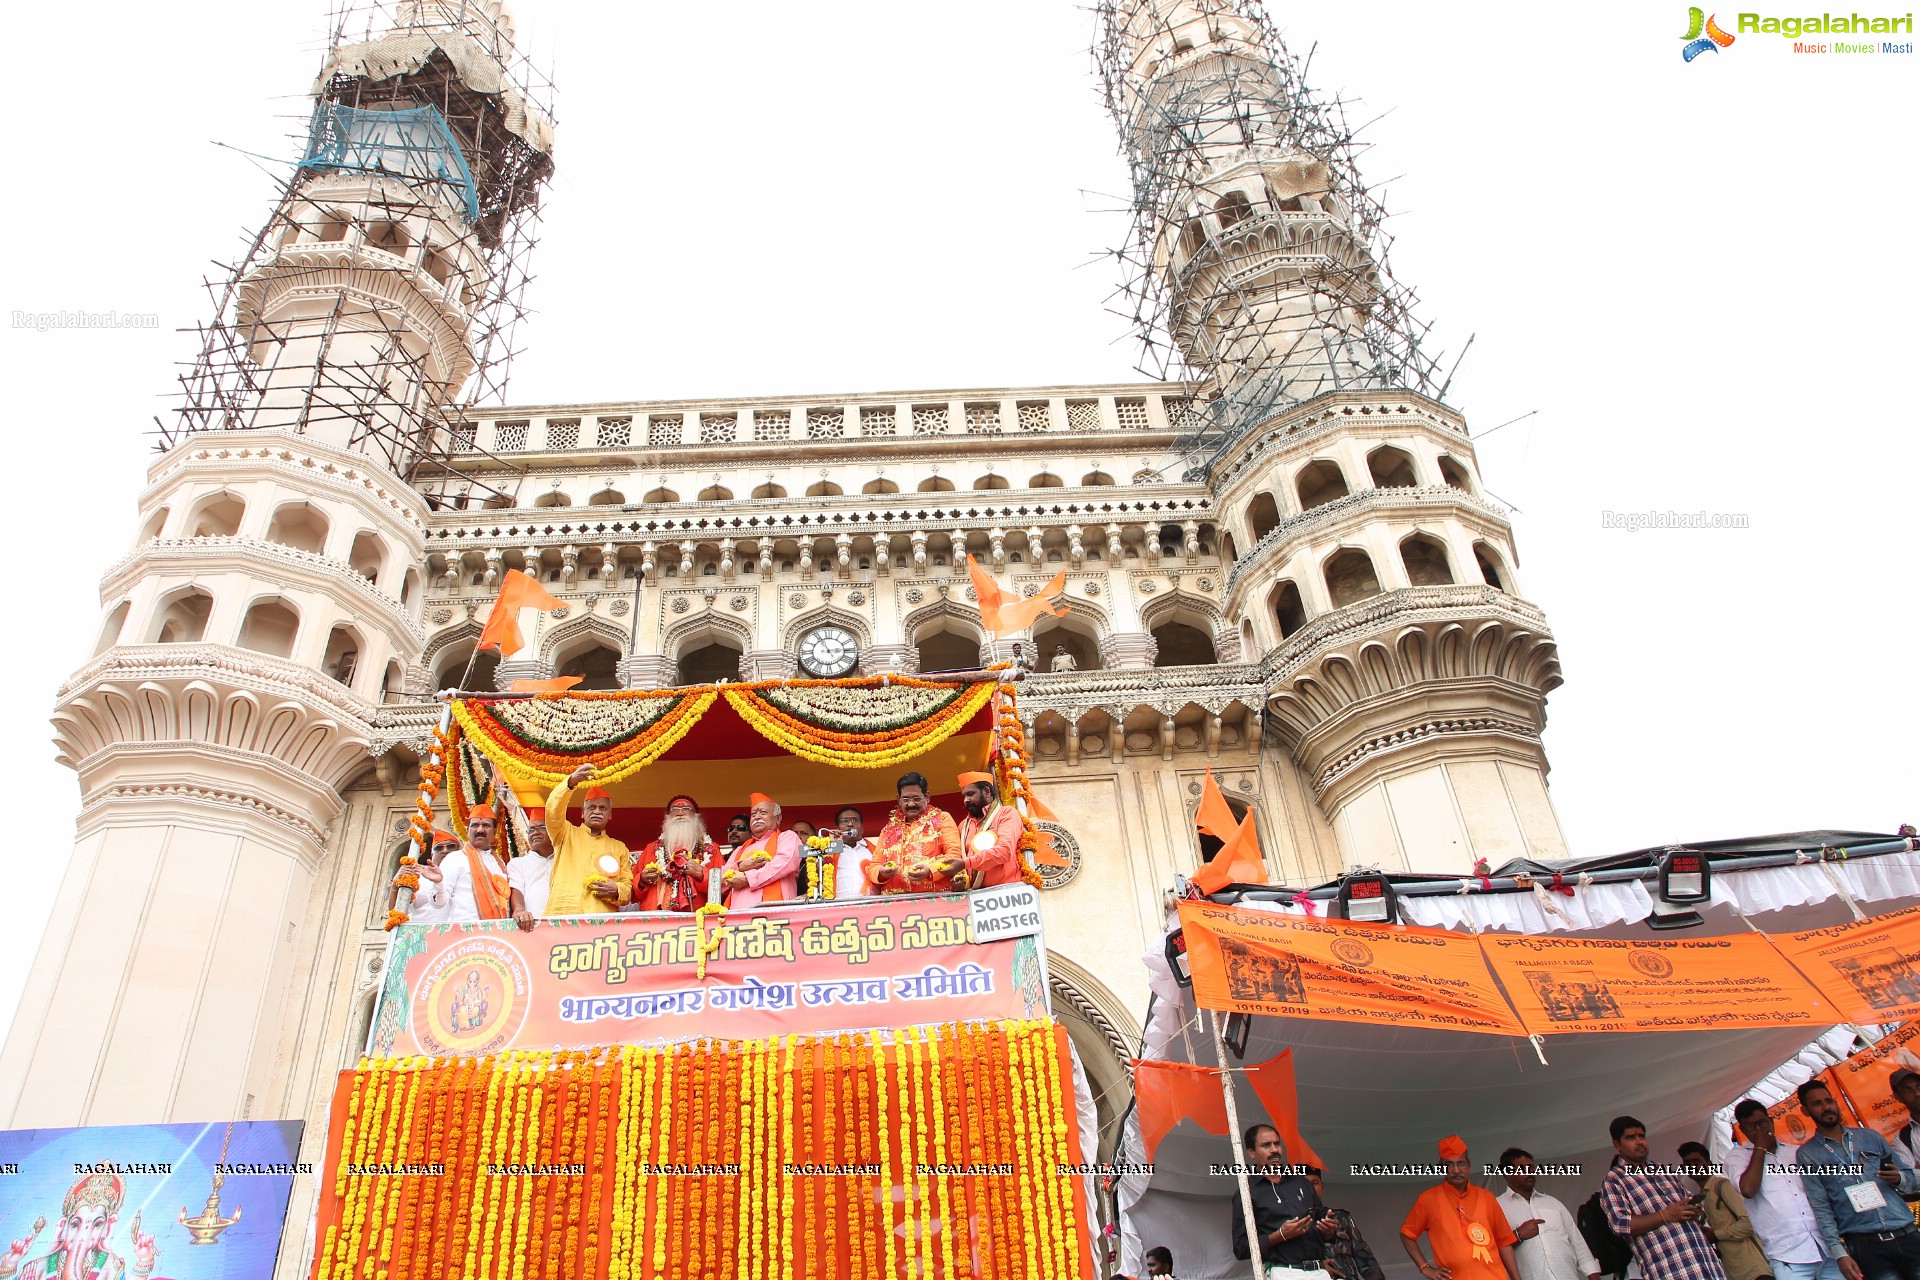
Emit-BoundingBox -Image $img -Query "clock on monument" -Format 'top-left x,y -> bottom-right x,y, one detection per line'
796,626 -> 859,677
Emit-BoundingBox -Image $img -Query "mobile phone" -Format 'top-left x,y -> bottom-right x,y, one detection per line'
1688,1192 -> 1705,1206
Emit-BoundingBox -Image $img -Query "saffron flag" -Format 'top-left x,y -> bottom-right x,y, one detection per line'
965,556 -> 1068,637
477,568 -> 564,659
1191,810 -> 1267,894
1132,1051 -> 1323,1167
509,675 -> 584,693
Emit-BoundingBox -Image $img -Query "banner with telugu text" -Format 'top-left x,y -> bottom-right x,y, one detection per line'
370,894 -> 1049,1056
1175,901 -> 1526,1034
1482,932 -> 1835,1035
1772,905 -> 1920,1026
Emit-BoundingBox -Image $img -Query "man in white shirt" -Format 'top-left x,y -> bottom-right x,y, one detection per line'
1497,1148 -> 1601,1280
832,805 -> 874,899
508,811 -> 555,929
419,803 -> 512,924
395,828 -> 461,924
1728,1098 -> 1844,1280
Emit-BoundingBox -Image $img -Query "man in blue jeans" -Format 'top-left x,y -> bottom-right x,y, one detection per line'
1730,1098 -> 1845,1280
1798,1080 -> 1920,1280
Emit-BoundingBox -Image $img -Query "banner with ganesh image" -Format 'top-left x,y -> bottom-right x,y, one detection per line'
0,1119 -> 303,1280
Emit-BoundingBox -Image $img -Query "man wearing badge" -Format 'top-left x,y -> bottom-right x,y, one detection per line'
1796,1079 -> 1920,1280
1403,1135 -> 1523,1280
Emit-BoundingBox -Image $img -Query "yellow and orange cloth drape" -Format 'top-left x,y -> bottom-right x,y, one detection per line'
311,1019 -> 1093,1280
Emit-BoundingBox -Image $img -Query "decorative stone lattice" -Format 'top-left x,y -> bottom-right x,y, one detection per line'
964,403 -> 1002,434
1115,398 -> 1150,429
1085,582 -> 1100,596
643,416 -> 676,447
699,414 -> 737,443
911,405 -> 949,435
594,417 -> 632,446
905,588 -> 925,604
788,594 -> 805,608
1065,400 -> 1100,431
449,422 -> 477,451
806,408 -> 846,439
546,420 -> 580,449
848,591 -> 866,606
1198,577 -> 1215,592
551,606 -> 571,619
754,411 -> 791,442
860,407 -> 896,436
1164,397 -> 1200,431
432,608 -> 453,624
1017,402 -> 1051,431
494,421 -> 528,451
1035,822 -> 1083,887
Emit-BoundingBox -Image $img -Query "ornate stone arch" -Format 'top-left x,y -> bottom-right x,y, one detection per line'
779,605 -> 874,654
900,596 -> 988,645
1136,587 -> 1224,635
421,619 -> 482,669
1045,952 -> 1142,1161
539,610 -> 631,668
659,610 -> 754,662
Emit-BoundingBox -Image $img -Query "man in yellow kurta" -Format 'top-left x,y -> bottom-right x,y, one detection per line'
543,764 -> 633,915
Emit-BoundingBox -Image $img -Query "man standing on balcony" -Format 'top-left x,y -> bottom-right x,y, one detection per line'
954,771 -> 1023,889
544,764 -> 633,915
722,792 -> 800,908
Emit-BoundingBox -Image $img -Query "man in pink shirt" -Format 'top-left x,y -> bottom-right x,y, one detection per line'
721,791 -> 800,909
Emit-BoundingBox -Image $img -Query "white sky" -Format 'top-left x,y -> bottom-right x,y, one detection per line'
0,3 -> 1913,1035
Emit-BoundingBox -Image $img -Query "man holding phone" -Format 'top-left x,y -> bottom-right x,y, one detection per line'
1229,1123 -> 1336,1275
1796,1080 -> 1920,1280
1601,1117 -> 1726,1280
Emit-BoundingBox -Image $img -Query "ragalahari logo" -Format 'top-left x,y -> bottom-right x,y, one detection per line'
1681,7 -> 1738,58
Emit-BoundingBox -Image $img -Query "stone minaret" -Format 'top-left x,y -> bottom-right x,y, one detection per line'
1099,0 -> 1569,873
0,0 -> 551,1127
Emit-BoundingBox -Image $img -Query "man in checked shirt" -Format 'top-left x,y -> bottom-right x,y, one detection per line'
1602,1116 -> 1727,1280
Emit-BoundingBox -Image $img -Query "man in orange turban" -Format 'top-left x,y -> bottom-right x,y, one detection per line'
721,792 -> 800,909
954,770 -> 1023,889
1402,1135 -> 1521,1280
422,802 -> 511,923
544,764 -> 633,915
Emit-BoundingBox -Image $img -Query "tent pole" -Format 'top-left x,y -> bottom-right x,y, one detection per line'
1209,1009 -> 1267,1280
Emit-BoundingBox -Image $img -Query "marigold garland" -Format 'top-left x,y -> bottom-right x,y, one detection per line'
314,1023 -> 1090,1280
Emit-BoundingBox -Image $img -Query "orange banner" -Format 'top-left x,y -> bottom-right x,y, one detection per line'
1483,933 -> 1834,1035
1773,906 -> 1920,1026
1176,902 -> 1525,1034
1829,1020 -> 1920,1141
371,894 -> 1047,1056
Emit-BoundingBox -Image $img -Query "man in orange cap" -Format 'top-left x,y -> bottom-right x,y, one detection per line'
419,803 -> 511,924
721,792 -> 800,909
868,771 -> 964,895
954,770 -> 1023,889
1403,1135 -> 1521,1280
544,764 -> 633,915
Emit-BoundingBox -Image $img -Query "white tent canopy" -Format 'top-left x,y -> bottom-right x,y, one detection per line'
1117,842 -> 1920,1280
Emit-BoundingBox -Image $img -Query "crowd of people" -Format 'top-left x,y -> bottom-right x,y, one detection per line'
394,766 -> 1026,927
1165,1069 -> 1920,1280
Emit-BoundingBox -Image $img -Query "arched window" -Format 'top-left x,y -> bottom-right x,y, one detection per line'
534,491 -> 572,508
1181,221 -> 1207,257
1033,622 -> 1100,672
95,601 -> 131,656
973,474 -> 1009,491
482,492 -> 515,510
806,480 -> 844,498
1196,795 -> 1252,863
434,643 -> 499,693
699,484 -> 734,502
238,597 -> 301,659
753,482 -> 789,499
422,247 -> 452,284
187,491 -> 246,538
267,502 -> 329,553
641,488 -> 677,505
1474,542 -> 1507,590
366,220 -> 410,254
349,531 -> 387,582
1246,491 -> 1281,540
315,211 -> 349,243
152,590 -> 213,644
1151,621 -> 1217,667
1323,548 -> 1381,608
322,624 -> 363,687
1367,445 -> 1417,489
558,643 -> 624,691
1028,472 -> 1064,489
138,507 -> 170,542
1271,580 -> 1306,638
590,488 -> 628,506
383,659 -> 406,701
1401,534 -> 1454,587
678,641 -> 742,685
401,569 -> 422,608
1214,191 -> 1253,229
1081,470 -> 1116,487
917,476 -> 954,493
862,478 -> 899,496
1295,460 -> 1349,510
915,625 -> 982,673
1439,456 -> 1474,492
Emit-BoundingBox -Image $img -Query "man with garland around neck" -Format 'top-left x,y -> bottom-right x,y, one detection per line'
868,770 -> 964,895
634,793 -> 726,912
720,792 -> 800,908
544,764 -> 633,915
955,770 -> 1023,889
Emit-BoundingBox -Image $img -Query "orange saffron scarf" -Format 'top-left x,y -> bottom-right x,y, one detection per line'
464,846 -> 511,920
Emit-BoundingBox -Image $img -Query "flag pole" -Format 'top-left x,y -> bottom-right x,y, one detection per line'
1210,1008 -> 1268,1280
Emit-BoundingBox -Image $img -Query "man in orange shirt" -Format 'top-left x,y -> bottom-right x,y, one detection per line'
868,771 -> 963,895
1403,1135 -> 1522,1280
954,771 -> 1024,889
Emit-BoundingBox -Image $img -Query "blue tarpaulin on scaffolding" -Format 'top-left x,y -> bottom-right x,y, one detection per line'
298,103 -> 479,223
